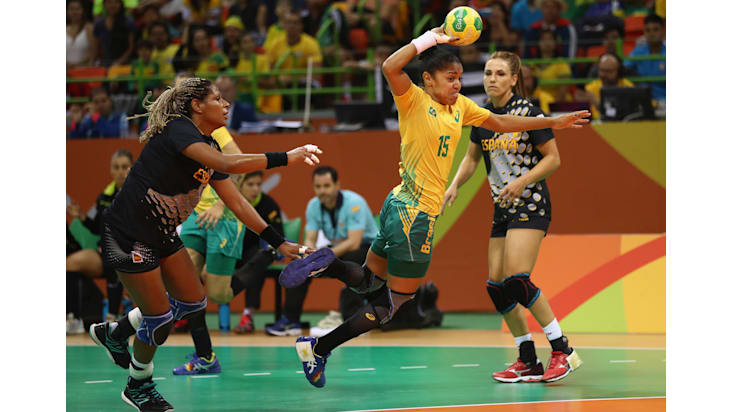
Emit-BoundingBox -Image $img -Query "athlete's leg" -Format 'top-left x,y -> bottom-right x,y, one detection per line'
66,249 -> 104,278
186,248 -> 205,281
160,248 -> 212,360
488,237 -> 530,338
502,229 -> 554,327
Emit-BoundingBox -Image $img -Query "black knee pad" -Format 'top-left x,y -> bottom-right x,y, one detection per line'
349,264 -> 385,295
486,280 -> 517,314
502,273 -> 541,308
367,286 -> 396,325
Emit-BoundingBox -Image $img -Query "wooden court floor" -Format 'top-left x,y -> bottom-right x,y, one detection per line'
66,314 -> 665,411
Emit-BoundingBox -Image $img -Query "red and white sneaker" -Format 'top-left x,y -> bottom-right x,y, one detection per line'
233,313 -> 255,334
541,350 -> 582,382
492,358 -> 544,383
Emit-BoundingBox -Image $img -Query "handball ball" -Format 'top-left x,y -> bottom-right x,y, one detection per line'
443,6 -> 483,46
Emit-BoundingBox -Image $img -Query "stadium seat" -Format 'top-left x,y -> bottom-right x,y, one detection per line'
348,28 -> 370,51
107,65 -> 132,78
624,15 -> 645,42
67,66 -> 107,97
586,45 -> 607,58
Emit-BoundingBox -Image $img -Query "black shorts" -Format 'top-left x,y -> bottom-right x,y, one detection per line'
490,209 -> 551,238
101,224 -> 184,274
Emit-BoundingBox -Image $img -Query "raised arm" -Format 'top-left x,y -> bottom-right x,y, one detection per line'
481,110 -> 591,133
382,27 -> 455,96
181,142 -> 322,175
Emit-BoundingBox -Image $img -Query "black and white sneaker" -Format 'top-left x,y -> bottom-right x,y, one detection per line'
121,377 -> 174,411
89,322 -> 131,369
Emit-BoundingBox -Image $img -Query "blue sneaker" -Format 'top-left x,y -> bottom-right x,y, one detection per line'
172,353 -> 221,375
295,336 -> 330,388
265,316 -> 303,336
279,248 -> 335,288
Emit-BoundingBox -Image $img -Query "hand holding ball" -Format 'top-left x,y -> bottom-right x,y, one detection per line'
443,6 -> 483,46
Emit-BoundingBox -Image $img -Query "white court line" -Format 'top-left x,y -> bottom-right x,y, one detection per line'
400,366 -> 427,369
610,360 -> 637,363
84,380 -> 112,384
191,375 -> 219,379
152,377 -> 166,381
504,363 -> 513,366
452,364 -> 480,368
348,368 -> 375,372
296,371 -> 304,374
341,395 -> 666,412
67,343 -> 666,351
244,372 -> 271,376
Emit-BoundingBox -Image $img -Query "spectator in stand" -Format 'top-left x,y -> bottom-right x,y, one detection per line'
221,16 -> 245,67
262,0 -> 291,51
585,26 -> 623,78
67,0 -> 96,68
214,75 -> 258,132
228,0 -> 268,41
533,30 -> 572,104
625,14 -> 665,102
134,1 -> 163,42
131,40 -> 161,92
574,52 -> 634,119
93,0 -> 136,66
267,11 -> 323,87
262,0 -> 305,27
266,166 -> 380,337
510,0 -> 543,34
173,26 -> 229,73
486,1 -> 513,51
234,32 -> 279,112
149,21 -> 179,82
182,0 -> 222,28
524,0 -> 577,58
522,64 -> 554,114
68,87 -> 130,138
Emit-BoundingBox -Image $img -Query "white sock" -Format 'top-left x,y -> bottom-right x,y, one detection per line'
129,355 -> 153,381
243,308 -> 252,316
514,333 -> 532,347
128,307 -> 143,330
542,318 -> 562,341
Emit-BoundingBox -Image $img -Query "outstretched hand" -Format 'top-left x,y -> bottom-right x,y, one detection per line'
440,185 -> 458,216
287,144 -> 323,166
277,241 -> 315,260
552,111 -> 591,129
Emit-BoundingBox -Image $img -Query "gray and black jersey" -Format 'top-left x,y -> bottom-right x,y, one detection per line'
470,95 -> 554,221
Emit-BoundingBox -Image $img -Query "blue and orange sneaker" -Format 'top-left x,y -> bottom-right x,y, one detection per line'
172,353 -> 221,375
295,336 -> 330,388
279,248 -> 335,288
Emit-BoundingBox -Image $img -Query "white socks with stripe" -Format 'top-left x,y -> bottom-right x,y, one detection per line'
514,333 -> 532,347
542,318 -> 563,342
129,355 -> 153,381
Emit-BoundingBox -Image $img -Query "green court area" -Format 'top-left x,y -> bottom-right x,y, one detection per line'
67,345 -> 665,411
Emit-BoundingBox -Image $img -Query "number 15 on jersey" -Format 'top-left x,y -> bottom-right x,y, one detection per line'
437,135 -> 450,157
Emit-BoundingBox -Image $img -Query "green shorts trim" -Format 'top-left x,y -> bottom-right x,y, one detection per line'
205,252 -> 237,276
370,192 -> 436,278
180,212 -> 245,259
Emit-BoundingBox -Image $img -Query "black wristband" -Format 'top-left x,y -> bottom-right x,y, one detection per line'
265,152 -> 288,169
260,225 -> 285,249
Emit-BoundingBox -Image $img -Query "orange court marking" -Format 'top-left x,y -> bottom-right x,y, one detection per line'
368,397 -> 665,411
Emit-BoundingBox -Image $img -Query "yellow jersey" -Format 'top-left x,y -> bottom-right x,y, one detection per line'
194,127 -> 234,214
267,34 -> 322,70
392,83 -> 493,216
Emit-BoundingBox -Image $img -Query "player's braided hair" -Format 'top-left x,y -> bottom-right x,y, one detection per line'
129,77 -> 213,143
486,51 -> 528,99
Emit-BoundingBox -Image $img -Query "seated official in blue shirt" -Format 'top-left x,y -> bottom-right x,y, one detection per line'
265,166 -> 380,337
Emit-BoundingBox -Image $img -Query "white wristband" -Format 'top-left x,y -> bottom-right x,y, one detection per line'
410,31 -> 437,54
